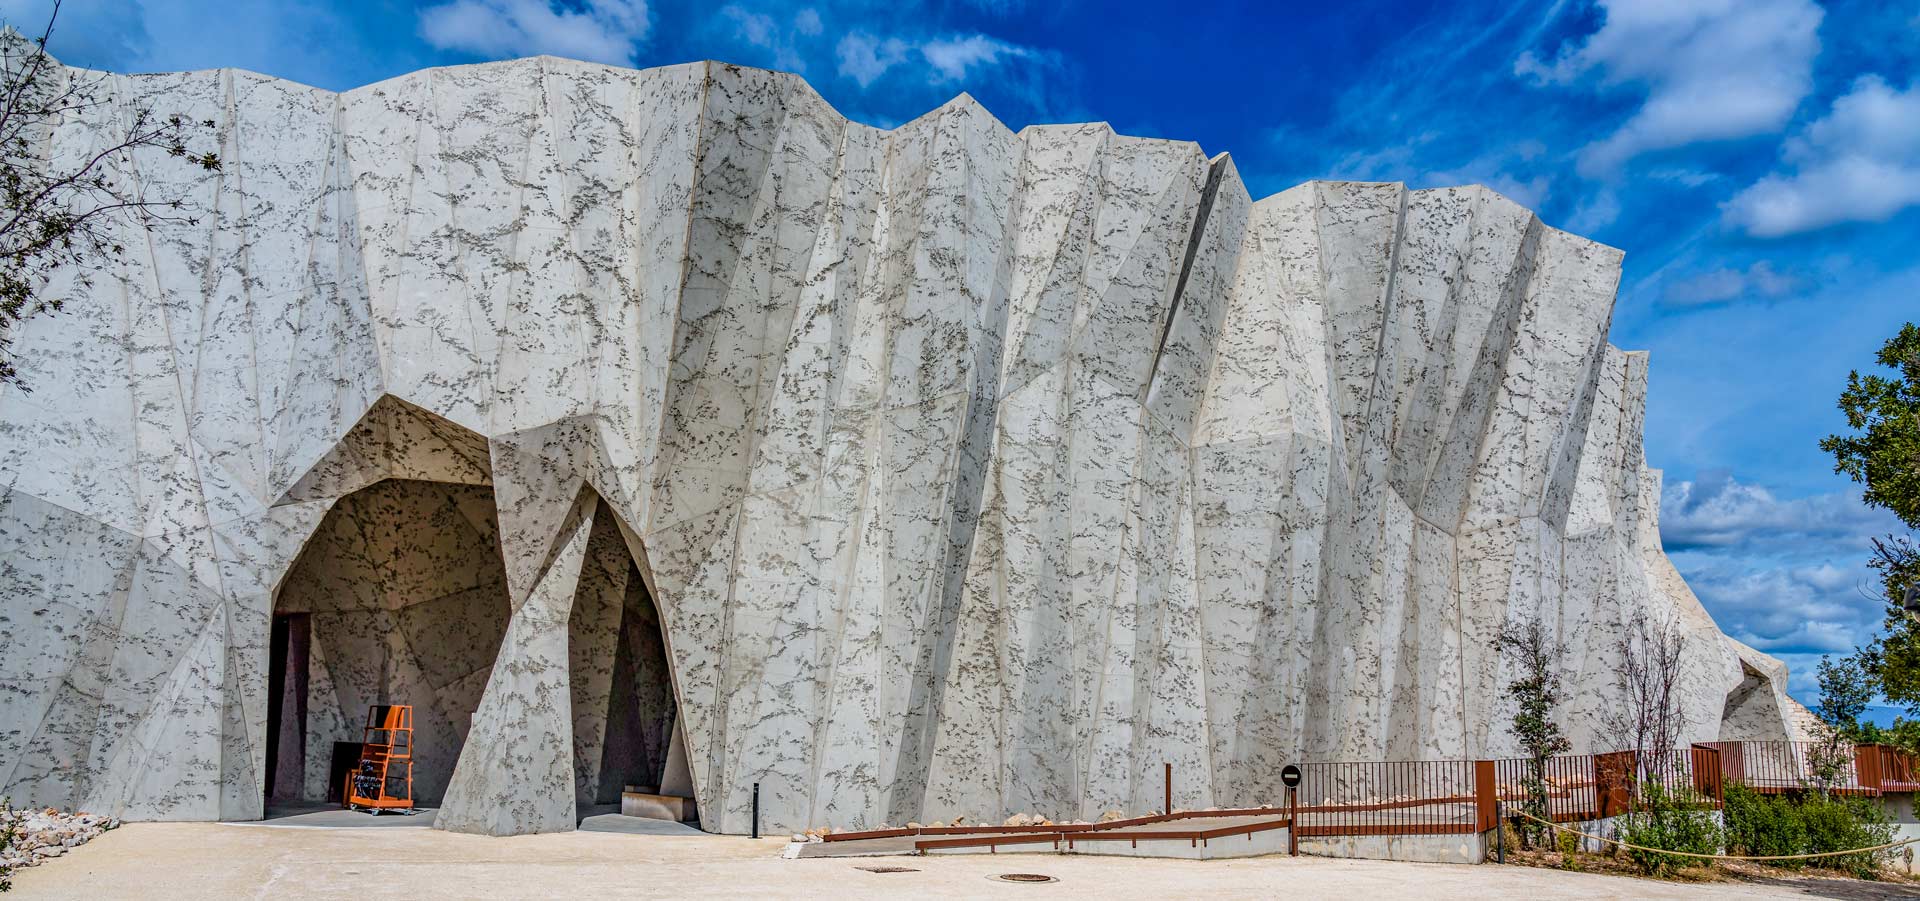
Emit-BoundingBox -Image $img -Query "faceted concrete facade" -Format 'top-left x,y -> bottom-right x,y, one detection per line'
0,56 -> 1805,836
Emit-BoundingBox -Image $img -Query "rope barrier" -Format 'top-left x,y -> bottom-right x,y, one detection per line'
1506,808 -> 1919,862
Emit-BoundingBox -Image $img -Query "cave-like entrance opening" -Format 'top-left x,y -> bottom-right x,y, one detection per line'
259,398 -> 685,825
263,483 -> 685,817
265,478 -> 513,806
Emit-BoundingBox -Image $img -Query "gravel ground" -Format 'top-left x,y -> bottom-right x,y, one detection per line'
6,820 -> 1883,899
1,806 -> 118,873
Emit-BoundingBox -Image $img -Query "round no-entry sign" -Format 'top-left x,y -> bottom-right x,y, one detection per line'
1281,764 -> 1301,787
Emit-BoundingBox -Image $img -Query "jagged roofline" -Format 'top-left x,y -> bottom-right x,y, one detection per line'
78,49 -> 1724,650
105,54 -> 1625,255
103,51 -> 1706,628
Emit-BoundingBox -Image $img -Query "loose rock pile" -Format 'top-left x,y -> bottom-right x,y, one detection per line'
2,806 -> 118,874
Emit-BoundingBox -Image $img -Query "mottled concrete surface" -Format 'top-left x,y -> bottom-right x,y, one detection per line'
6,822 -> 1851,900
0,55 -> 1811,837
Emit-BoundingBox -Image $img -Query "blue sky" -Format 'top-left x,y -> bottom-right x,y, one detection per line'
12,0 -> 1919,705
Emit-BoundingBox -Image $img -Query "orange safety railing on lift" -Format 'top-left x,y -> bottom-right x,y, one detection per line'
344,704 -> 414,813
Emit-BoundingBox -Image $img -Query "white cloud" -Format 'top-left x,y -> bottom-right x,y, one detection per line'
1646,168 -> 1719,188
417,0 -> 649,67
920,34 -> 1027,83
1565,188 -> 1620,234
1662,261 -> 1796,306
793,8 -> 823,37
1661,472 -> 1896,678
720,4 -> 803,72
1660,471 -> 1895,550
835,30 -> 1035,91
835,32 -> 910,88
1517,0 -> 1823,176
1723,75 -> 1920,237
1674,557 -> 1874,655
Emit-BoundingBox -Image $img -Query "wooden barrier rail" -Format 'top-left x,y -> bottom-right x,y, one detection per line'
818,741 -> 1920,849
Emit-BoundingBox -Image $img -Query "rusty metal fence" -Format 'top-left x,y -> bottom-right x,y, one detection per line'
1700,740 -> 1878,795
1875,744 -> 1920,791
1291,759 -> 1493,836
1489,746 -> 1725,824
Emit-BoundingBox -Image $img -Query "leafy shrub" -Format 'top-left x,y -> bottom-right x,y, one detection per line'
1722,784 -> 1808,867
1,796 -> 15,893
1616,780 -> 1724,876
1801,795 -> 1895,879
1722,783 -> 1897,880
1556,824 -> 1582,870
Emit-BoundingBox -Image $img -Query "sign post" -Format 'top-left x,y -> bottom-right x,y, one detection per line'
1281,764 -> 1301,857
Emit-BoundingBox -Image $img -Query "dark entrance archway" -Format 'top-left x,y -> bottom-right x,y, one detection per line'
259,398 -> 683,824
265,478 -> 512,806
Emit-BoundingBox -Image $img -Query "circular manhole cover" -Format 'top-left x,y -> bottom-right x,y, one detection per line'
993,873 -> 1058,884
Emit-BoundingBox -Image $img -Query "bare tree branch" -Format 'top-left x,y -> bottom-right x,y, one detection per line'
0,3 -> 220,388
1606,609 -> 1690,780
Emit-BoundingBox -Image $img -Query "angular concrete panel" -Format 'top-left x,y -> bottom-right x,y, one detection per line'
0,55 -> 1813,836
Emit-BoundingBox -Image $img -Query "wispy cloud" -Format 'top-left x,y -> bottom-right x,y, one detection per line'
1518,0 -> 1823,176
417,0 -> 650,66
920,34 -> 1029,83
1724,75 -> 1920,237
835,30 -> 1037,91
1661,261 -> 1797,307
835,31 -> 911,89
718,3 -> 811,72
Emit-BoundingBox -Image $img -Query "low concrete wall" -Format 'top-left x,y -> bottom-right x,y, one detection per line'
1063,830 -> 1290,860
1881,792 -> 1919,875
1298,831 -> 1487,865
920,829 -> 1292,860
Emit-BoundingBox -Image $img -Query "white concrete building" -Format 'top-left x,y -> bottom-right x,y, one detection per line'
0,57 -> 1806,836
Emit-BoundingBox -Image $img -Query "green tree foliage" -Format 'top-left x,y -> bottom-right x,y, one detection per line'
1496,616 -> 1570,848
1822,323 -> 1920,730
1823,323 -> 1920,528
1817,648 -> 1920,753
1817,654 -> 1876,737
0,1 -> 221,388
1861,536 -> 1920,711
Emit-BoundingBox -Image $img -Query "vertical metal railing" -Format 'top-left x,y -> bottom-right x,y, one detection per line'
1293,759 -> 1481,836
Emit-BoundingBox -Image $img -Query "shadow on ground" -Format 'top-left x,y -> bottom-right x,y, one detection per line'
1730,874 -> 1920,901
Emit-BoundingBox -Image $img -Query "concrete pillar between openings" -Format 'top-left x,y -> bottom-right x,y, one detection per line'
436,496 -> 598,836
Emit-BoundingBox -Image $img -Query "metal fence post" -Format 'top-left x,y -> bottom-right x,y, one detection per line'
1473,760 -> 1496,833
1287,785 -> 1298,857
751,782 -> 760,839
1164,761 -> 1172,814
1495,798 -> 1504,863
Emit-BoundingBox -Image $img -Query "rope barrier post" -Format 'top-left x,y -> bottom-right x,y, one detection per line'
751,782 -> 760,840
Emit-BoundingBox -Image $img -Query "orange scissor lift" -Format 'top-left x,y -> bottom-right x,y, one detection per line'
344,704 -> 415,814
